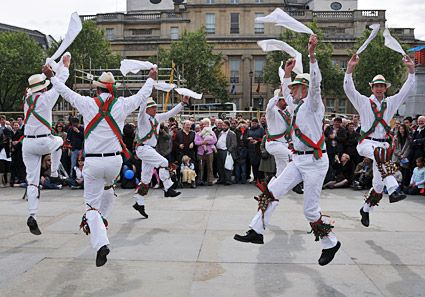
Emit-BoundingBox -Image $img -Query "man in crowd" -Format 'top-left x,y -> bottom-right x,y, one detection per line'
215,120 -> 237,185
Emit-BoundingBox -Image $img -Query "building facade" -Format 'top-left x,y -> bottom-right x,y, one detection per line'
0,23 -> 55,50
81,0 -> 420,114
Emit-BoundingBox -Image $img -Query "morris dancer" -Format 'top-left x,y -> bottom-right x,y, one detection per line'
132,95 -> 190,218
344,54 -> 415,227
23,54 -> 70,235
43,64 -> 156,267
234,35 -> 341,266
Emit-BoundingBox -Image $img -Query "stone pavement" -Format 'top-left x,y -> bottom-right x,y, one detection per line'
1,185 -> 425,297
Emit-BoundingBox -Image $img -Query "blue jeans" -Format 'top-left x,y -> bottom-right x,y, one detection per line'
70,149 -> 81,177
235,160 -> 247,184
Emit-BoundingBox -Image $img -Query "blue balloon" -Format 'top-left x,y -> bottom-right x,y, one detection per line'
124,170 -> 135,180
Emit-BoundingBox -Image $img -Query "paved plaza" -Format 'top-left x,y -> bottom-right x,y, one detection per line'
1,185 -> 425,297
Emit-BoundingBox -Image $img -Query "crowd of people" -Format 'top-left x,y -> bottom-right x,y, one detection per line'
1,112 -> 425,196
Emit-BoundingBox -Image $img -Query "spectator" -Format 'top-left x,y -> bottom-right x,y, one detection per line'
409,116 -> 425,168
392,124 -> 412,187
66,117 -> 84,176
404,116 -> 413,130
194,118 -> 217,186
123,123 -> 136,155
260,115 -> 267,130
259,135 -> 276,180
234,120 -> 249,184
324,117 -> 347,164
55,122 -> 70,174
10,121 -> 25,185
180,155 -> 197,188
324,153 -> 355,189
156,123 -> 173,162
352,158 -> 373,190
344,122 -> 361,165
174,120 -> 196,165
215,120 -> 237,185
0,115 -> 12,187
230,119 -> 238,131
246,118 -> 265,182
67,156 -> 85,189
352,115 -> 361,133
17,116 -> 24,129
40,154 -> 62,190
404,157 -> 425,195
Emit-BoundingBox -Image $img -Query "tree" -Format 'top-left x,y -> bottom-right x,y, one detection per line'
350,30 -> 407,96
158,29 -> 229,102
0,32 -> 45,111
48,20 -> 121,87
263,22 -> 344,98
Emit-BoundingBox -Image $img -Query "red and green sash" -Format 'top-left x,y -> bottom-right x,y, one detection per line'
358,99 -> 393,145
84,93 -> 131,159
136,118 -> 159,146
24,94 -> 53,131
292,101 -> 325,159
266,109 -> 292,142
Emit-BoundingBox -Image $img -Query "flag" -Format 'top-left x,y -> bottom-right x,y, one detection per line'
231,84 -> 236,95
256,81 -> 261,93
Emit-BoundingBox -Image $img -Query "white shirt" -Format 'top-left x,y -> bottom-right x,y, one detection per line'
51,71 -> 154,154
282,62 -> 325,152
216,130 -> 228,150
265,95 -> 291,143
137,99 -> 184,147
24,68 -> 69,136
344,72 -> 415,139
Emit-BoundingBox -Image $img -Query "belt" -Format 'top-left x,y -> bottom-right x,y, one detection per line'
365,137 -> 387,142
24,134 -> 51,138
295,150 -> 327,155
140,144 -> 156,149
85,151 -> 121,158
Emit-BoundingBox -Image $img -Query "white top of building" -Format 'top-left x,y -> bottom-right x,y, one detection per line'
127,0 -> 185,11
310,0 -> 358,11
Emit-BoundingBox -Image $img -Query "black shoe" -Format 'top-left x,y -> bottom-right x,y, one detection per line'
318,241 -> 341,266
96,245 -> 110,267
233,229 -> 264,244
360,207 -> 369,227
164,188 -> 181,197
133,203 -> 148,218
27,216 -> 41,235
389,191 -> 406,203
292,184 -> 304,194
224,181 -> 232,186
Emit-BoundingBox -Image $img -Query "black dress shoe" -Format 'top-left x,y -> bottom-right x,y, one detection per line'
389,191 -> 406,203
133,203 -> 148,218
292,184 -> 304,194
27,216 -> 41,235
233,229 -> 264,244
318,241 -> 341,266
96,245 -> 110,267
164,188 -> 181,197
360,207 -> 369,227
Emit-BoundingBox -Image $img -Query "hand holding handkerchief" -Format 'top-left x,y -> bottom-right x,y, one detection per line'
175,88 -> 203,99
120,59 -> 157,76
258,39 -> 303,74
383,28 -> 406,56
356,24 -> 380,55
256,8 -> 314,35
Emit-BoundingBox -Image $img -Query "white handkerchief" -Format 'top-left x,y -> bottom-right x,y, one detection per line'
154,81 -> 176,92
383,28 -> 406,56
257,39 -> 303,74
120,59 -> 157,76
46,12 -> 82,66
175,88 -> 203,99
256,8 -> 314,35
356,24 -> 380,55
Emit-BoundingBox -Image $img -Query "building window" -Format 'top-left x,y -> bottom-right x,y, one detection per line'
229,58 -> 240,83
132,29 -> 153,35
326,99 -> 335,112
339,59 -> 347,71
205,13 -> 216,34
338,99 -> 346,113
230,13 -> 239,34
105,28 -> 114,40
206,0 -> 215,3
230,0 -> 240,3
254,57 -> 265,83
255,0 -> 264,2
170,27 -> 179,40
254,13 -> 265,34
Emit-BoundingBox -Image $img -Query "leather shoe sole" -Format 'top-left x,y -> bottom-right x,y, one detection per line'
96,245 -> 110,267
318,241 -> 341,266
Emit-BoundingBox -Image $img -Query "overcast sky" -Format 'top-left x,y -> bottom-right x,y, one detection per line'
0,0 -> 424,41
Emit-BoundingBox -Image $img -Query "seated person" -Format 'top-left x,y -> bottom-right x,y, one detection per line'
180,155 -> 197,188
352,158 -> 373,190
404,157 -> 425,195
40,154 -> 62,190
66,157 -> 85,189
324,153 -> 355,189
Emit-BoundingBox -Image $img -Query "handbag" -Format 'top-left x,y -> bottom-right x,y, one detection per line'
225,152 -> 234,170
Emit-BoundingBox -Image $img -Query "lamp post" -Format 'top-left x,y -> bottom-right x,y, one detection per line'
249,70 -> 253,110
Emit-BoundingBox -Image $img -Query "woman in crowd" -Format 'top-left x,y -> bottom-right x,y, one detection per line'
392,124 -> 412,187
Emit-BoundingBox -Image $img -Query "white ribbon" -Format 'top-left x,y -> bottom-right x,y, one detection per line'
175,88 -> 203,99
356,24 -> 380,55
257,39 -> 303,74
120,59 -> 157,76
154,81 -> 176,92
383,28 -> 406,56
256,8 -> 314,35
45,12 -> 82,68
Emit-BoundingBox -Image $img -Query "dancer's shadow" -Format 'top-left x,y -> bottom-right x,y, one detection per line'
366,240 -> 425,297
254,225 -> 346,297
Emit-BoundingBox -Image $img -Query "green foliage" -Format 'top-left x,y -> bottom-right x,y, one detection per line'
0,32 -> 45,111
350,30 -> 406,96
263,22 -> 344,98
158,29 -> 229,102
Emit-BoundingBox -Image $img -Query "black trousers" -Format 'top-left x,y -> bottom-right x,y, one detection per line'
217,149 -> 232,183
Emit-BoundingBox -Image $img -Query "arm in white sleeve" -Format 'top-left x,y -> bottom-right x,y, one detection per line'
387,73 -> 416,116
156,102 -> 184,123
51,76 -> 90,113
122,78 -> 155,115
306,61 -> 323,111
282,78 -> 295,112
266,96 -> 279,113
45,67 -> 71,109
343,73 -> 367,112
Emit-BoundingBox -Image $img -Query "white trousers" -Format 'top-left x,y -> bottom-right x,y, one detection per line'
357,140 -> 399,212
265,141 -> 292,176
249,153 -> 338,249
22,135 -> 63,217
83,155 -> 122,251
136,145 -> 173,191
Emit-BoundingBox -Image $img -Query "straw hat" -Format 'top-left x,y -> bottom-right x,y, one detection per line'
28,74 -> 50,93
93,72 -> 121,88
146,97 -> 157,108
369,75 -> 391,88
288,73 -> 310,89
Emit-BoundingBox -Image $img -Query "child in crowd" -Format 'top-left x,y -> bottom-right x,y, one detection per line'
180,155 -> 197,188
405,157 -> 425,195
